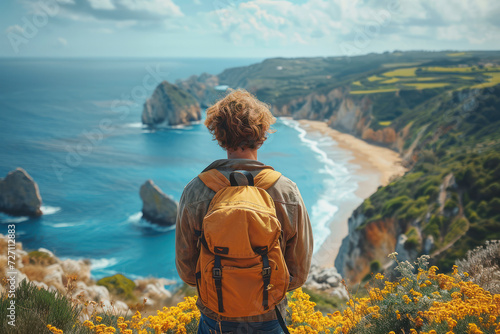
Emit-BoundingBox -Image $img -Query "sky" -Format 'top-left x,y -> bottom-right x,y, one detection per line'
1,0 -> 500,58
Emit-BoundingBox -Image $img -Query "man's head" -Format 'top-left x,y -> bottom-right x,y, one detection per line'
204,89 -> 276,152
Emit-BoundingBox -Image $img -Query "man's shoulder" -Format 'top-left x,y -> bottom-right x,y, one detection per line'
180,175 -> 215,206
269,173 -> 301,204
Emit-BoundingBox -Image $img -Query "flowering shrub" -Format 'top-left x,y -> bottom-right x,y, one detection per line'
48,253 -> 500,334
287,254 -> 500,334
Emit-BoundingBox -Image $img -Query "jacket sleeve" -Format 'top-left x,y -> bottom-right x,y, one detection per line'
175,189 -> 199,287
285,184 -> 314,291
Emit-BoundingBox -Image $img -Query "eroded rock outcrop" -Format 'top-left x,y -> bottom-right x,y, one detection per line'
142,81 -> 201,127
176,73 -> 220,108
140,180 -> 178,226
335,210 -> 398,285
305,265 -> 348,300
0,234 -> 177,320
0,168 -> 42,216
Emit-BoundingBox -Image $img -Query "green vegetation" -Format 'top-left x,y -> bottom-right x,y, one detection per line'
361,85 -> 500,271
447,52 -> 467,57
301,287 -> 345,314
218,51 -> 500,275
28,250 -> 57,265
350,88 -> 399,95
403,82 -> 449,89
97,274 -> 136,301
383,67 -> 417,77
0,279 -> 84,334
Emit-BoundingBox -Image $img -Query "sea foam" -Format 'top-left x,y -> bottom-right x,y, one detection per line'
280,118 -> 359,253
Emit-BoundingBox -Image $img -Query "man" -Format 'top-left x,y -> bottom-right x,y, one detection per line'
175,89 -> 313,334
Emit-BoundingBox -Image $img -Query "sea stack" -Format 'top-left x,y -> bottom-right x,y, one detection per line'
142,81 -> 201,127
139,180 -> 178,226
0,168 -> 42,216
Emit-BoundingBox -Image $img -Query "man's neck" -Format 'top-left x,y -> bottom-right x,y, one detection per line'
227,148 -> 258,160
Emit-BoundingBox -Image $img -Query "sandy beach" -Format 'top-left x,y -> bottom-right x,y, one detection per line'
297,120 -> 407,268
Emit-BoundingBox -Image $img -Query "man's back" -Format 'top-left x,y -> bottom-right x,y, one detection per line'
175,89 -> 312,332
175,158 -> 313,322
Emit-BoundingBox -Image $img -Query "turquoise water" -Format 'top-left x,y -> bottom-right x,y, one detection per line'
0,58 -> 360,282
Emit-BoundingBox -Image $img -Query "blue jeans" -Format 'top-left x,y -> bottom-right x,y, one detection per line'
197,312 -> 284,334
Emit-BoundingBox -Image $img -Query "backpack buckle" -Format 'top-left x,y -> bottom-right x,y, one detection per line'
262,266 -> 271,277
213,268 -> 222,278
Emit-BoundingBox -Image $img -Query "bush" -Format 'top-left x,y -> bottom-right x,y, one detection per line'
27,250 -> 57,266
47,251 -> 500,334
382,196 -> 411,217
0,278 -> 85,334
97,274 -> 136,301
456,240 -> 500,294
287,254 -> 500,334
362,199 -> 375,218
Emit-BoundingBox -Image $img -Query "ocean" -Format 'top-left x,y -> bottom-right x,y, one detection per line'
0,58 -> 361,283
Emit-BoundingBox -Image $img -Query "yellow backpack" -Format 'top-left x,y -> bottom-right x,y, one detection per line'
195,168 -> 290,319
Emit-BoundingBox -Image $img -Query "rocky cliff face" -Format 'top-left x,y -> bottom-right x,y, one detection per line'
179,73 -> 409,154
142,81 -> 201,127
0,234 -> 176,320
335,210 -> 399,284
140,180 -> 178,226
175,73 -> 219,108
272,88 -> 408,154
0,168 -> 42,216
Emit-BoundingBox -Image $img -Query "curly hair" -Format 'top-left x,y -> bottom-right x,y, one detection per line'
204,89 -> 276,151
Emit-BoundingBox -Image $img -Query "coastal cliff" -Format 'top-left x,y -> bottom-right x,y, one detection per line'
336,86 -> 500,284
142,81 -> 201,127
176,51 -> 500,286
175,73 -> 219,108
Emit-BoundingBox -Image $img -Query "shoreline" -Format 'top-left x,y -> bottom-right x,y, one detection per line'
297,120 -> 407,268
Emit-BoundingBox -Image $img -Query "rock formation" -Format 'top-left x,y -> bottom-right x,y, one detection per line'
335,210 -> 398,285
0,168 -> 42,216
142,81 -> 201,127
0,234 -> 177,320
305,265 -> 348,300
175,73 -> 220,108
139,180 -> 178,226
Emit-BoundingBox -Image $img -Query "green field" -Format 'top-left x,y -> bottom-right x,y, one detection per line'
403,83 -> 450,89
351,63 -> 500,94
383,67 -> 417,77
447,52 -> 467,57
471,72 -> 500,88
350,88 -> 399,94
368,75 -> 384,82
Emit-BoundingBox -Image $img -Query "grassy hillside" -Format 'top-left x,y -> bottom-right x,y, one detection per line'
215,50 -> 500,278
218,50 -> 500,109
366,85 -> 500,269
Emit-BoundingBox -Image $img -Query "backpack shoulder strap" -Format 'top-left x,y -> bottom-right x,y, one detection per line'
198,169 -> 230,192
254,169 -> 282,190
199,168 -> 281,192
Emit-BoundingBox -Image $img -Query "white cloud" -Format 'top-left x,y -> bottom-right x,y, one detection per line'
25,0 -> 184,24
87,0 -> 116,10
58,37 -> 68,46
119,0 -> 183,17
193,0 -> 500,53
6,25 -> 24,34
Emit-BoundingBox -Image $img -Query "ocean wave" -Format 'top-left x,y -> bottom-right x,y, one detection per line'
41,206 -> 61,215
90,257 -> 119,271
281,118 -> 360,252
127,212 -> 176,233
45,222 -> 83,228
123,122 -> 145,129
0,215 -> 29,224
